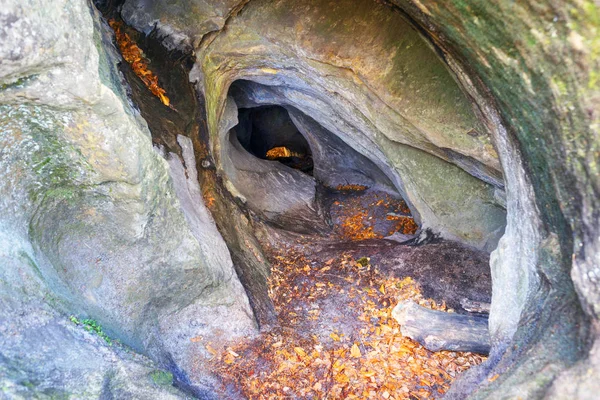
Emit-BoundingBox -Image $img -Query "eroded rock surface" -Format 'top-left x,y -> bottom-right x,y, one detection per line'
384,1 -> 599,399
180,0 -> 508,251
1,0 -> 255,396
118,0 -> 600,397
1,0 -> 599,399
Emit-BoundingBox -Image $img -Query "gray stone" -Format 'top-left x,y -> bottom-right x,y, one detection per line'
121,0 -> 243,51
2,0 -> 599,399
221,98 -> 325,232
0,0 -> 256,396
188,1 -> 508,249
0,235 -> 189,399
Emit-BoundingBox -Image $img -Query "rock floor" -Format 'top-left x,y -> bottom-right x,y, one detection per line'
207,189 -> 490,399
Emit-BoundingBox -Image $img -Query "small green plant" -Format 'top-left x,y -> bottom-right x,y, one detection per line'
150,370 -> 173,386
356,257 -> 370,267
69,316 -> 112,345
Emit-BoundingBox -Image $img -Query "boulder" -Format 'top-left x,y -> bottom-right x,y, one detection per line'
0,247 -> 187,399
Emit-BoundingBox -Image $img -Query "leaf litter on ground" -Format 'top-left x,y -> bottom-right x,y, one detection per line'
209,247 -> 485,399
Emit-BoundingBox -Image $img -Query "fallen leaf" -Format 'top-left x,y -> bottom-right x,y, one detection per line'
205,344 -> 217,356
351,343 -> 362,358
294,347 -> 307,358
223,354 -> 235,364
227,348 -> 240,357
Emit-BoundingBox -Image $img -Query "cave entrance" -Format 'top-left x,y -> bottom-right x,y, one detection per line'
97,8 -> 494,397
234,106 -> 314,175
225,81 -> 421,239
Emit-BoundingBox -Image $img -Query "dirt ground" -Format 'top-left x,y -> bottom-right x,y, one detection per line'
208,188 -> 491,399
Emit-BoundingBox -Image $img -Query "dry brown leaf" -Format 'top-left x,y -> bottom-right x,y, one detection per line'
223,354 -> 235,364
209,246 -> 485,399
205,344 -> 217,356
108,20 -> 170,107
294,347 -> 307,358
351,343 -> 362,358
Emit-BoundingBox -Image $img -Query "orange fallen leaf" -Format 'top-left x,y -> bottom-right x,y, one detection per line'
223,353 -> 235,364
294,347 -> 307,358
209,246 -> 486,398
351,343 -> 362,358
205,344 -> 217,356
488,374 -> 500,382
108,19 -> 170,107
266,146 -> 292,159
335,373 -> 350,384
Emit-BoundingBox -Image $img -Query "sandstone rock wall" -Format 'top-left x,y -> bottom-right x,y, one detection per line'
135,0 -> 507,250
386,1 -> 599,398
0,0 -> 256,396
1,0 -> 597,398
119,0 -> 599,398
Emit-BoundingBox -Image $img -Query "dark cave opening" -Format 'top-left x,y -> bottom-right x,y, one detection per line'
234,106 -> 314,175
223,81 -> 423,240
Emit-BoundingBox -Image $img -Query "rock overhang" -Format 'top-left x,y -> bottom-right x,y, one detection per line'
1,0 -> 598,398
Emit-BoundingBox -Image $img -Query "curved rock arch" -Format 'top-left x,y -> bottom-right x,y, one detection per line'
0,0 -> 597,398
197,2 -> 507,250
182,0 -> 596,396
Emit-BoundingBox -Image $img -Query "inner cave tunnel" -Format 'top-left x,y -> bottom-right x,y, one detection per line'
1,1 -> 598,399
234,106 -> 315,175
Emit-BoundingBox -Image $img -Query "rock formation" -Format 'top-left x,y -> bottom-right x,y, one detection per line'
0,0 -> 598,398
